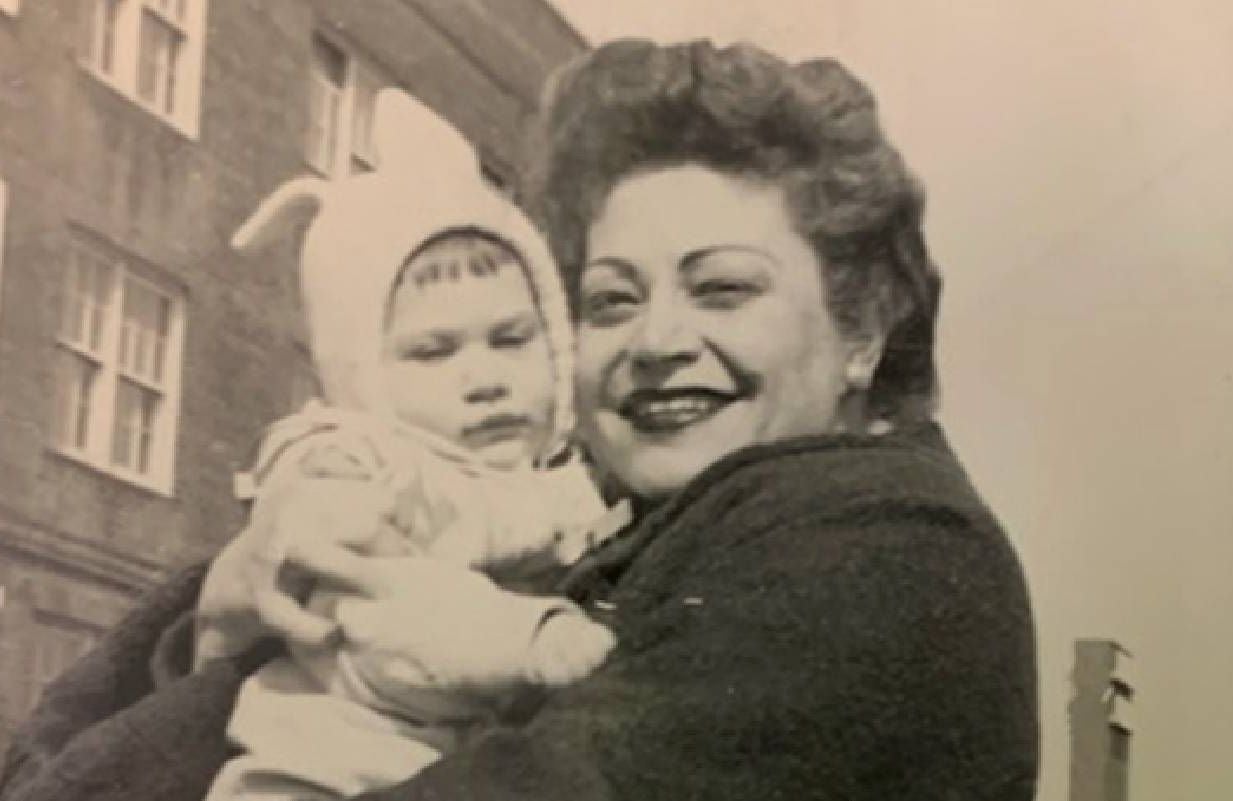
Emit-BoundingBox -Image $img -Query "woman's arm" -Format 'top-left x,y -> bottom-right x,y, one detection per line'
0,565 -> 246,801
353,499 -> 1038,801
0,472 -> 391,801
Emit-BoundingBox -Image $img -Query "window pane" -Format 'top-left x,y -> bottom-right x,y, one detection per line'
164,43 -> 179,116
83,0 -> 121,75
311,35 -> 347,87
119,279 -> 139,373
60,250 -> 112,353
111,379 -> 159,473
306,76 -> 341,173
87,257 -> 110,349
350,71 -> 381,168
53,349 -> 97,451
119,277 -> 171,386
110,381 -> 134,468
153,296 -> 170,382
306,35 -> 347,174
138,10 -> 183,114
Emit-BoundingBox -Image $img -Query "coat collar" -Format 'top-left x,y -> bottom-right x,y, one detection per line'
558,421 -> 956,602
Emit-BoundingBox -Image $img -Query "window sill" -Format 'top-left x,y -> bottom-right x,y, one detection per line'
49,445 -> 176,499
78,62 -> 199,142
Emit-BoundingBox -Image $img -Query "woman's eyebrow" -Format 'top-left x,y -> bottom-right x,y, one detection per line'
680,245 -> 779,273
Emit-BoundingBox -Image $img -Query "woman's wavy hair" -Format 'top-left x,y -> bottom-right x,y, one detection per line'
522,39 -> 942,425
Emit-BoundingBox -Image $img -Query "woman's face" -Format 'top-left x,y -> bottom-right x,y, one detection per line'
575,165 -> 868,500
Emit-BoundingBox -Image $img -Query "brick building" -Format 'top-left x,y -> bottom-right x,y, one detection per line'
0,0 -> 584,746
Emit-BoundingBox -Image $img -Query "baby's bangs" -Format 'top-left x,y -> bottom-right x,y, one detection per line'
397,228 -> 526,290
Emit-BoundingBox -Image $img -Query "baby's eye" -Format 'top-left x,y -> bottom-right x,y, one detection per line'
400,341 -> 456,361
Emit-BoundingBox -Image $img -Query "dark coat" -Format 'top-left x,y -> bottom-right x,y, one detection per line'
0,423 -> 1038,801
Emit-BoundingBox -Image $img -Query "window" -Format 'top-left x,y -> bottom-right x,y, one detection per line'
349,65 -> 382,171
52,238 -> 184,493
305,33 -> 389,177
79,0 -> 207,135
0,0 -> 20,17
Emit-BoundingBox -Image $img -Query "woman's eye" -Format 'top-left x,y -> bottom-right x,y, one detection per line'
692,278 -> 761,308
581,289 -> 640,324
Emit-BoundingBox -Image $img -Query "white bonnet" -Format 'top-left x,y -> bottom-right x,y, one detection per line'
232,89 -> 575,457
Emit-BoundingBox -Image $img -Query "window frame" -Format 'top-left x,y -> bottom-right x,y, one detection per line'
304,31 -> 390,178
78,0 -> 208,137
51,234 -> 186,496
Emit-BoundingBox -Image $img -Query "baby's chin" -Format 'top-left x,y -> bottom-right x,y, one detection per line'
471,438 -> 539,470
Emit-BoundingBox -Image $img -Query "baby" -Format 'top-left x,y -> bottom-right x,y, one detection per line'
204,90 -> 618,801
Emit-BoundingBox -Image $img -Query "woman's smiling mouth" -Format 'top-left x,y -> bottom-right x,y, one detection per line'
617,389 -> 740,434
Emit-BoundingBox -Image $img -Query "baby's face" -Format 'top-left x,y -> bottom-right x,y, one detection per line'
380,259 -> 554,469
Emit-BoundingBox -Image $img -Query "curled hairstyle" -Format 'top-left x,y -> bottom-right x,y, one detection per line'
522,39 -> 943,424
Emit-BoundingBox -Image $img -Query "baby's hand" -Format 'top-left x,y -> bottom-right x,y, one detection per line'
528,612 -> 617,687
195,479 -> 397,670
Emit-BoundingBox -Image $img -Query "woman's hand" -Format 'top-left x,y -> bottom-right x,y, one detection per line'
193,478 -> 398,671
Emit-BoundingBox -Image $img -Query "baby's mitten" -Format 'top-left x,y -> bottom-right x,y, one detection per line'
332,559 -> 614,701
526,609 -> 616,687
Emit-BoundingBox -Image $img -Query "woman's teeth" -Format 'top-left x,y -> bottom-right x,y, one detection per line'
622,393 -> 730,432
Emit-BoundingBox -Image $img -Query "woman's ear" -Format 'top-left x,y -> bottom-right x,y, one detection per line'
843,332 -> 886,391
842,278 -> 901,390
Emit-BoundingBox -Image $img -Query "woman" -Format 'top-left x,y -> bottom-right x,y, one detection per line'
0,40 -> 1038,801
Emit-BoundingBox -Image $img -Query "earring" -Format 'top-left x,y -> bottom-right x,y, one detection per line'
867,419 -> 894,436
845,357 -> 874,391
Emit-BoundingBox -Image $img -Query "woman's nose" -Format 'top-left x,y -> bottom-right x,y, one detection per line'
464,382 -> 508,404
627,296 -> 700,375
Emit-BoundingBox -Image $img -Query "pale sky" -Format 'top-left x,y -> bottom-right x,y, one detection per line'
553,2 -> 1233,799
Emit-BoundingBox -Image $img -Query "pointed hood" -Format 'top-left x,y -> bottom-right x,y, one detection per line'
232,89 -> 575,459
